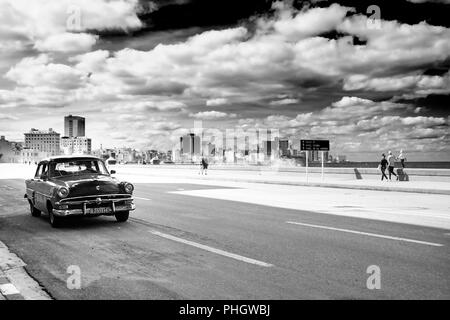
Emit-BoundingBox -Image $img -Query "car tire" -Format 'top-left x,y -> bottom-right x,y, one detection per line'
115,211 -> 129,222
49,208 -> 61,228
29,201 -> 41,217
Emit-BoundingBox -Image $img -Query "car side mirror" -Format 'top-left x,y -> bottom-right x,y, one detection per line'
110,170 -> 116,174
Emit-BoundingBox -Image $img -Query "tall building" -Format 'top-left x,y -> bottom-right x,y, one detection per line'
180,133 -> 200,156
64,115 -> 85,137
263,141 -> 272,157
24,128 -> 60,156
62,115 -> 92,155
278,139 -> 289,156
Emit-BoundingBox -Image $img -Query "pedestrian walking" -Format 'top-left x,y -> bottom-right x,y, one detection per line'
379,153 -> 388,181
398,149 -> 407,168
387,151 -> 398,181
201,157 -> 208,175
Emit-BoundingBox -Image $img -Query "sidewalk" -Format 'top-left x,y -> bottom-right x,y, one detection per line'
113,166 -> 450,195
1,163 -> 449,195
0,241 -> 51,300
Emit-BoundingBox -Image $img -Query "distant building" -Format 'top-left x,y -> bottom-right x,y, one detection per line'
263,141 -> 272,157
24,128 -> 60,157
278,139 -> 289,157
180,133 -> 201,156
308,150 -> 320,162
166,150 -> 173,161
263,140 -> 278,159
172,148 -> 181,162
21,148 -> 45,164
61,136 -> 92,155
64,115 -> 85,137
202,142 -> 215,156
61,115 -> 92,155
0,136 -> 22,163
116,148 -> 135,163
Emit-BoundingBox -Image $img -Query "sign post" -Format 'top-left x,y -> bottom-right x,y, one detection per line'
321,151 -> 324,181
305,151 -> 309,182
300,140 -> 330,182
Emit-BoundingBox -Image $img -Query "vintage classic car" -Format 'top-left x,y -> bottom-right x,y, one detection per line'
24,155 -> 135,227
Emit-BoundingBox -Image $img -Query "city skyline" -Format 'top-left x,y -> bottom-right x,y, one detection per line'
0,0 -> 449,161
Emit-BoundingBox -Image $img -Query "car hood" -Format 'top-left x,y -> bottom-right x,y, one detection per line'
53,175 -> 123,197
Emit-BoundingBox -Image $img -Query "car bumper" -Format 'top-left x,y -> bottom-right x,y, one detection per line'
53,202 -> 135,217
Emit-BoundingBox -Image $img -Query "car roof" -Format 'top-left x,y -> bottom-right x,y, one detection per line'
40,155 -> 103,163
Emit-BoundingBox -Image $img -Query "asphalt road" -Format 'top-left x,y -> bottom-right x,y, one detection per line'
0,179 -> 449,299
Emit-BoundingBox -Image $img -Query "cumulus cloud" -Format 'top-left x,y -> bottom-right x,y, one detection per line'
260,96 -> 448,155
407,0 -> 450,3
344,72 -> 450,99
0,0 -> 143,53
269,98 -> 299,106
34,33 -> 99,52
268,3 -> 353,41
206,98 -> 228,107
70,50 -> 110,72
190,111 -> 237,120
5,54 -> 86,89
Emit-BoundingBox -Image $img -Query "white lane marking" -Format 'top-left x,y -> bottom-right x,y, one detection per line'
286,221 -> 444,247
0,283 -> 20,295
134,197 -> 151,201
150,231 -> 273,267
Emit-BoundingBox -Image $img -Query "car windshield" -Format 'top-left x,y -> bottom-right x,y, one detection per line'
50,159 -> 109,177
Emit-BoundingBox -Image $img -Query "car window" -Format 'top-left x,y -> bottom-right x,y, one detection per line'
35,163 -> 47,178
42,164 -> 48,177
50,159 -> 109,177
34,164 -> 43,178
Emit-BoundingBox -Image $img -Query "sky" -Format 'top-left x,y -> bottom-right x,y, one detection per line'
0,0 -> 449,161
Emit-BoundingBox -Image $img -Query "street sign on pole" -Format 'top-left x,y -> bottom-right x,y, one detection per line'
300,140 -> 330,151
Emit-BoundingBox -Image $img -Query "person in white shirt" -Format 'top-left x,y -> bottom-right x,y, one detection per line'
387,151 -> 398,181
398,150 -> 407,168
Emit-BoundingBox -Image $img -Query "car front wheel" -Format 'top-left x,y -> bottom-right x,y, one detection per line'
29,201 -> 41,217
49,208 -> 61,228
115,211 -> 129,222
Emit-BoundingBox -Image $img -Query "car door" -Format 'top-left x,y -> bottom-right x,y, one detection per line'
34,162 -> 48,211
26,164 -> 41,204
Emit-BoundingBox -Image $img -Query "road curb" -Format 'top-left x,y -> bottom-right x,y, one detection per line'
0,241 -> 52,300
123,172 -> 450,195
0,276 -> 25,300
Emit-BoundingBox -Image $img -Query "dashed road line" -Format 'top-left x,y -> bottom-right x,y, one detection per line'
134,197 -> 152,201
149,230 -> 273,267
286,221 -> 444,247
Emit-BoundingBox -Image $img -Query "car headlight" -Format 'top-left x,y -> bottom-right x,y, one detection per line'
123,182 -> 134,194
57,186 -> 69,198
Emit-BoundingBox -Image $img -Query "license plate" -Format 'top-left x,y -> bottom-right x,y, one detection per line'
85,207 -> 111,214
